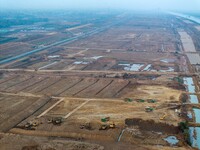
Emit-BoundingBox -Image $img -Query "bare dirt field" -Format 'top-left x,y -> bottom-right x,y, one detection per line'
0,12 -> 198,150
11,83 -> 184,147
67,26 -> 177,52
0,73 -> 135,98
0,93 -> 43,132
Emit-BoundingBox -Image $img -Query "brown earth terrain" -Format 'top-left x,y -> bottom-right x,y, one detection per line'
0,12 -> 200,150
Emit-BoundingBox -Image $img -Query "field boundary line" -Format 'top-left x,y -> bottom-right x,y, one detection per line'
63,100 -> 90,119
37,98 -> 65,118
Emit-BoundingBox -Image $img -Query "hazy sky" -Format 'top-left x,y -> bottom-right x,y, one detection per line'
0,0 -> 199,11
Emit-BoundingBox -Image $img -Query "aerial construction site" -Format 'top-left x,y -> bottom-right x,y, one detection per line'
0,10 -> 200,150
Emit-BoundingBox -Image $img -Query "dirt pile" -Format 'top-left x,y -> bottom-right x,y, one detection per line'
167,82 -> 185,90
125,118 -> 179,134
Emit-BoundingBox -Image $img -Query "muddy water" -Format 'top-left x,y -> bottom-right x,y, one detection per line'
193,108 -> 200,123
190,108 -> 200,149
119,63 -> 144,71
163,136 -> 179,146
160,67 -> 174,72
118,129 -> 125,142
183,77 -> 195,93
189,95 -> 199,104
184,77 -> 200,149
189,127 -> 200,149
143,64 -> 151,71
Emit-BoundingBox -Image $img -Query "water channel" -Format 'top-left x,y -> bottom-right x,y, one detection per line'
183,77 -> 200,149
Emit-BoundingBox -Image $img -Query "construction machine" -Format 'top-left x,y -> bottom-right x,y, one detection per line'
80,122 -> 92,130
109,122 -> 116,129
99,122 -> 116,130
101,117 -> 110,122
47,117 -> 63,125
99,124 -> 109,130
145,106 -> 154,112
160,113 -> 167,120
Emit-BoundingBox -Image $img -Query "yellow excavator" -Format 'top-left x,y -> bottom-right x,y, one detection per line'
160,113 -> 167,120
99,122 -> 116,130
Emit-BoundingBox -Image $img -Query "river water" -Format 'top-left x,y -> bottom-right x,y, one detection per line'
169,12 -> 200,24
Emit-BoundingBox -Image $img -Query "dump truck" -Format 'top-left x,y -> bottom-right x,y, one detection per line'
99,123 -> 116,130
145,106 -> 154,112
53,117 -> 63,125
109,122 -> 116,129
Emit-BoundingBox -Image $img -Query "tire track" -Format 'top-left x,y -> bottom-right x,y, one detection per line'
95,80 -> 114,95
0,75 -> 19,85
3,76 -> 34,91
17,77 -> 49,93
36,78 -> 63,94
114,81 -> 131,97
73,79 -> 100,96
57,79 -> 84,96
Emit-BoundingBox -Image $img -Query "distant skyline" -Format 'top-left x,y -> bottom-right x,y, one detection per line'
0,0 -> 200,11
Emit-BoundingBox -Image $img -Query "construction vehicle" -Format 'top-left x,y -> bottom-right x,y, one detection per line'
24,120 -> 40,130
47,117 -> 63,125
24,122 -> 32,129
124,98 -> 133,102
99,124 -> 109,130
80,122 -> 92,130
148,99 -> 157,103
109,122 -> 116,129
52,117 -> 63,125
137,99 -> 145,103
32,121 -> 40,127
145,106 -> 154,112
101,117 -> 110,123
47,119 -> 52,124
99,122 -> 116,130
160,113 -> 167,120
